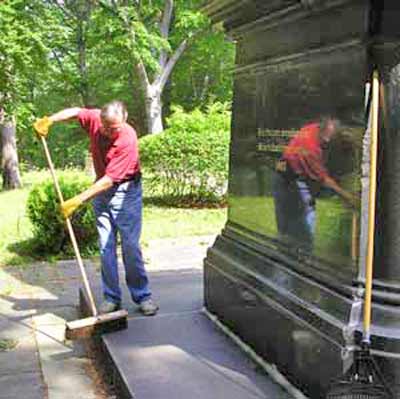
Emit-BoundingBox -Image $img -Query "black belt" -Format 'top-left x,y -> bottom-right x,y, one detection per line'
118,172 -> 141,185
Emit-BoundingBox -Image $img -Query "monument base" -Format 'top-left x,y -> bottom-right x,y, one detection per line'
204,226 -> 400,397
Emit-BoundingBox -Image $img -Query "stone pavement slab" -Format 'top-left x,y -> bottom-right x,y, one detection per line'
0,320 -> 45,399
144,235 -> 215,271
81,268 -> 204,317
33,314 -> 96,399
0,263 -> 104,399
90,270 -> 295,399
0,372 -> 45,399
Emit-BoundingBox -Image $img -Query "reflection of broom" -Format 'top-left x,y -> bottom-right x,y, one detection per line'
325,71 -> 393,399
351,212 -> 358,262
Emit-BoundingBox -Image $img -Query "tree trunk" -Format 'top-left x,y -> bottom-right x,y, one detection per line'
131,0 -> 189,135
145,87 -> 164,134
1,117 -> 22,189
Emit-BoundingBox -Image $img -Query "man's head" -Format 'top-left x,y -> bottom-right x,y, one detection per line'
100,101 -> 128,139
319,117 -> 340,144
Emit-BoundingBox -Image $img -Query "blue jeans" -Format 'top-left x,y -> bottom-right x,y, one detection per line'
272,172 -> 316,251
92,180 -> 151,305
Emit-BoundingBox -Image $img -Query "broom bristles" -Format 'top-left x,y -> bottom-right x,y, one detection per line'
65,309 -> 128,340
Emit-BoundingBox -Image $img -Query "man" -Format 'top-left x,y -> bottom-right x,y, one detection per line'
34,101 -> 159,316
272,117 -> 357,251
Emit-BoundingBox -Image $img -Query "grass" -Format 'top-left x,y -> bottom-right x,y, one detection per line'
0,171 -> 45,266
0,170 -> 227,267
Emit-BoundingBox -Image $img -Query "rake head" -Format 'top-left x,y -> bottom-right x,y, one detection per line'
326,348 -> 393,399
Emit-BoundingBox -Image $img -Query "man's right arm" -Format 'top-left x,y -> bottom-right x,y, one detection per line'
34,108 -> 82,137
323,176 -> 359,209
48,107 -> 82,123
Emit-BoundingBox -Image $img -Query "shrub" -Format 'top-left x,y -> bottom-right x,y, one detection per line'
26,170 -> 97,256
20,124 -> 90,170
140,102 -> 231,203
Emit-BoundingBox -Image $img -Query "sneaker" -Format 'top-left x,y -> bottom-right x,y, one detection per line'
99,300 -> 121,314
139,298 -> 159,316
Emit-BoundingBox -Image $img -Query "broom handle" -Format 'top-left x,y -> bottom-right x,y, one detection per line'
363,70 -> 379,341
40,136 -> 98,317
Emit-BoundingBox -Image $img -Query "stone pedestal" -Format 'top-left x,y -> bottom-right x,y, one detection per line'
203,1 -> 400,397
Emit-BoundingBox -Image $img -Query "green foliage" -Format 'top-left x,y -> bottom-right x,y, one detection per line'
140,103 -> 231,203
20,124 -> 90,170
0,1 -> 47,111
26,170 -> 97,255
1,0 -> 235,172
169,30 -> 235,111
91,0 -> 207,76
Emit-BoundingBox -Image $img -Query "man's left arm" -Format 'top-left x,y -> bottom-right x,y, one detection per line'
61,133 -> 138,219
61,175 -> 114,219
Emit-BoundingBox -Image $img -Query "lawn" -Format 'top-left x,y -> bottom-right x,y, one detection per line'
0,171 -> 227,267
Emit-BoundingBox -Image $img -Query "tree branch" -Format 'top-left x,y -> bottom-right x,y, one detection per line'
157,38 -> 188,92
95,0 -> 149,93
158,0 -> 174,70
135,61 -> 150,92
96,0 -> 120,17
51,50 -> 81,94
160,0 -> 173,39
47,0 -> 76,21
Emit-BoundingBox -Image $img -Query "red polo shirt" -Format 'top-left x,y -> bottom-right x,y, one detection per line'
77,108 -> 140,183
283,123 -> 328,182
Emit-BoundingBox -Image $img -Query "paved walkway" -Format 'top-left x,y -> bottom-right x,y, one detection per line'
0,235 -> 214,399
97,271 -> 295,399
0,234 -> 302,399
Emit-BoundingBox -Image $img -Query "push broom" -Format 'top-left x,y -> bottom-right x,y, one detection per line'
325,71 -> 393,399
39,136 -> 128,340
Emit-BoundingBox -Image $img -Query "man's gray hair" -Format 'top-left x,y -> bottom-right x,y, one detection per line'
320,116 -> 341,132
101,100 -> 128,122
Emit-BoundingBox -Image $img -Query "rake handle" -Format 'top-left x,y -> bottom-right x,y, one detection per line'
363,70 -> 380,340
40,136 -> 98,317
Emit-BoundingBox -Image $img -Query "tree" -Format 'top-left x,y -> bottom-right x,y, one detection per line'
45,0 -> 95,106
0,110 -> 21,189
170,29 -> 235,111
0,1 -> 50,188
94,0 -> 208,134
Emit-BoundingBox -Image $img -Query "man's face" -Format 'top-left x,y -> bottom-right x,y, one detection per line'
321,120 -> 337,144
100,115 -> 124,139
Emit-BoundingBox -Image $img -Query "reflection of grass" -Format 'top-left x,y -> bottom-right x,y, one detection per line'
229,196 -> 353,261
316,199 -> 352,257
229,197 -> 278,237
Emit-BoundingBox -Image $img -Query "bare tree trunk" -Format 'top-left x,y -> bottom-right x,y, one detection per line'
134,0 -> 189,134
145,86 -> 164,134
99,0 -> 192,134
1,116 -> 22,189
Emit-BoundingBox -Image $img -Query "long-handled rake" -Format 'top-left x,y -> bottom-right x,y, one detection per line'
325,70 -> 393,399
40,136 -> 128,340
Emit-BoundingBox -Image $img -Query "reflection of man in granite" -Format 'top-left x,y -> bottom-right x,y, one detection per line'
272,117 -> 356,251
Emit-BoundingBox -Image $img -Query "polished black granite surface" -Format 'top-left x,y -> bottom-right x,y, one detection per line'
203,0 -> 400,397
